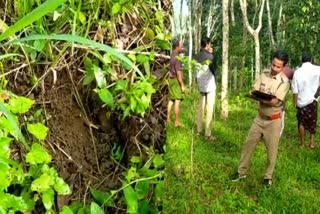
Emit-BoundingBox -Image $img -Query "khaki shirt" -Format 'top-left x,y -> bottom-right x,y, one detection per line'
254,70 -> 290,115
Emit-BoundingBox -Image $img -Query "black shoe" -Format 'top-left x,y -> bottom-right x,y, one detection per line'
230,172 -> 246,182
263,179 -> 272,188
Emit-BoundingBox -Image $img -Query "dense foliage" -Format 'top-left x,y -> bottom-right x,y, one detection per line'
1,0 -> 170,212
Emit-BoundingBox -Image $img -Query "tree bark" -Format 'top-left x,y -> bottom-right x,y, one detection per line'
266,0 -> 275,49
231,0 -> 235,27
221,0 -> 229,119
188,0 -> 193,88
239,0 -> 266,80
240,21 -> 247,89
276,2 -> 283,47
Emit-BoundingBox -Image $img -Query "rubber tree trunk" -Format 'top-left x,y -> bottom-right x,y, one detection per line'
221,0 -> 229,119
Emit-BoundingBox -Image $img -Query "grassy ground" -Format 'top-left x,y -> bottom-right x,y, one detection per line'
164,90 -> 320,213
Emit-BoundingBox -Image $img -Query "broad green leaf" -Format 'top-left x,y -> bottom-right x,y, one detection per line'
128,54 -> 136,62
154,181 -> 164,202
11,34 -> 142,78
123,185 -> 138,214
3,194 -> 28,211
141,95 -> 150,108
11,164 -> 25,184
21,190 -> 36,211
136,55 -> 149,63
83,57 -> 95,85
0,116 -> 16,136
60,206 -> 74,214
78,11 -> 86,24
97,88 -> 114,107
94,66 -> 106,88
0,207 -> 6,214
54,177 -> 71,195
135,180 -> 150,200
31,173 -> 54,192
0,102 -> 27,149
8,96 -> 34,114
103,53 -> 112,64
138,199 -> 151,214
156,39 -> 170,50
76,207 -> 88,214
27,123 -> 49,140
90,202 -> 104,214
125,167 -> 137,182
130,156 -> 141,164
67,202 -> 83,212
26,143 -> 52,165
42,189 -> 54,210
145,28 -> 155,40
0,137 -> 12,158
115,80 -> 128,91
43,165 -> 58,178
111,3 -> 121,16
0,163 -> 10,190
90,188 -> 114,207
130,96 -> 137,111
33,40 -> 46,52
0,0 -> 67,42
152,154 -> 164,169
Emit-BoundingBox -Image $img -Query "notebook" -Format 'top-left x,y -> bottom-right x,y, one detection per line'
251,90 -> 276,100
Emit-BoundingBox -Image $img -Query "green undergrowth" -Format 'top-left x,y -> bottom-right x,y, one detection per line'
165,90 -> 320,213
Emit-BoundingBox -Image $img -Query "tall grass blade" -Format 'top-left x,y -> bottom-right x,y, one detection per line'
0,54 -> 23,60
12,34 -> 143,78
0,0 -> 67,42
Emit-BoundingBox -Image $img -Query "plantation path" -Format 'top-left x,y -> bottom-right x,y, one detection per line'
164,91 -> 320,213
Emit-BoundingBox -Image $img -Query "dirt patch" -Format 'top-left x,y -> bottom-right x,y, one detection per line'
9,65 -> 167,211
41,71 -> 122,200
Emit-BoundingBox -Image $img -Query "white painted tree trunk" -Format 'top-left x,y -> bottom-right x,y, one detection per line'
276,2 -> 283,47
266,0 -> 275,49
221,0 -> 229,119
239,0 -> 266,79
188,3 -> 193,88
231,0 -> 235,26
253,32 -> 261,80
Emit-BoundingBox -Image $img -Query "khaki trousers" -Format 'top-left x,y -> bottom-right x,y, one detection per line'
197,90 -> 216,137
238,115 -> 281,179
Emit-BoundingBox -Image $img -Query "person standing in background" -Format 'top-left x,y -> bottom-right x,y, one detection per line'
167,40 -> 186,127
291,52 -> 320,149
195,37 -> 217,141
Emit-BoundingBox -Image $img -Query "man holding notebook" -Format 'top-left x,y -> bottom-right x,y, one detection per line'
231,50 -> 290,188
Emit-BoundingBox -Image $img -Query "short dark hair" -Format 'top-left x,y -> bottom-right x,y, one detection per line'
201,37 -> 211,48
172,39 -> 181,50
302,52 -> 312,63
273,50 -> 289,66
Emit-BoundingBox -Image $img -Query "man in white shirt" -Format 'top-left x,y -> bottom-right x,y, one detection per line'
292,52 -> 320,149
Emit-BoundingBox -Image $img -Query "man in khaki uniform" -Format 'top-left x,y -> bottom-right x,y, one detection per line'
231,50 -> 290,187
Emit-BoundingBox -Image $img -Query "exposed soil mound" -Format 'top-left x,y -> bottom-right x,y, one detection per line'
10,66 -> 167,210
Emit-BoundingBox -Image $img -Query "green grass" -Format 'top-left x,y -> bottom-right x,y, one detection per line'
165,91 -> 320,213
